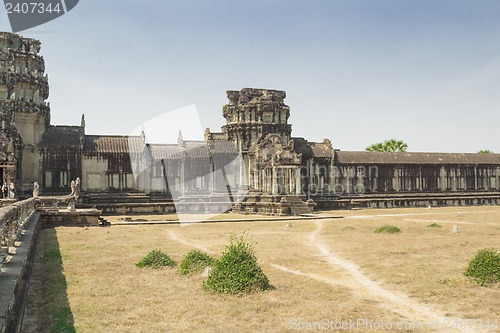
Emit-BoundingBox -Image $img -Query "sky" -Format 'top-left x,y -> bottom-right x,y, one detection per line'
1,0 -> 499,153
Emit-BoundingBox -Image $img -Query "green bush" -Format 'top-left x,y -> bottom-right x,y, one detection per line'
427,223 -> 442,228
203,234 -> 271,294
375,225 -> 401,234
464,248 -> 500,285
178,249 -> 215,275
135,249 -> 176,269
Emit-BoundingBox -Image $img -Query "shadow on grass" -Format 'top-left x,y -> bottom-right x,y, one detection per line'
27,227 -> 76,333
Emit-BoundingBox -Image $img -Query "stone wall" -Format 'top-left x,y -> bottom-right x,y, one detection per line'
0,198 -> 39,333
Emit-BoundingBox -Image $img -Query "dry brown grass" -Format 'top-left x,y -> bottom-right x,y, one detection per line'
29,206 -> 500,332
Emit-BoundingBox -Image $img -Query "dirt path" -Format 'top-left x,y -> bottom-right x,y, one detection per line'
166,216 -> 496,333
290,218 -> 489,333
167,230 -> 215,254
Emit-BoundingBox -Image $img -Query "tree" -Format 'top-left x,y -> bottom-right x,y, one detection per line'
366,139 -> 408,152
478,150 -> 494,154
365,142 -> 385,152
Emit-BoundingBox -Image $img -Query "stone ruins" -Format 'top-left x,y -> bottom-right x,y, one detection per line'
1,32 -> 500,214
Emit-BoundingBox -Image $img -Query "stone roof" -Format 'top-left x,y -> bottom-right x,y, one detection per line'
148,144 -> 182,160
292,138 -> 333,158
210,140 -> 238,155
291,138 -> 310,156
84,135 -> 143,155
146,140 -> 239,161
42,126 -> 82,147
208,132 -> 227,141
183,141 -> 210,159
336,151 -> 500,165
310,141 -> 333,158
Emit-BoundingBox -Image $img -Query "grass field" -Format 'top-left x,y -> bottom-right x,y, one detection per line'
23,206 -> 500,333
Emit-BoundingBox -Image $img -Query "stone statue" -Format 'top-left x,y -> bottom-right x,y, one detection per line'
74,177 -> 81,200
70,180 -> 76,196
33,182 -> 39,197
67,177 -> 81,210
8,182 -> 15,199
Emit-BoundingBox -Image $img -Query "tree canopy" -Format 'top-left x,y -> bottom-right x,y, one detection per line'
478,150 -> 494,154
366,139 -> 408,152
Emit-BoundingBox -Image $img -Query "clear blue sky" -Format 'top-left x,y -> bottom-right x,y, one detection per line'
1,1 -> 499,152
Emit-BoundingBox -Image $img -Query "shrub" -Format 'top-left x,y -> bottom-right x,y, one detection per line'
375,225 -> 401,234
135,249 -> 176,268
342,226 -> 356,231
178,249 -> 215,275
427,223 -> 442,228
464,248 -> 500,285
203,234 -> 271,294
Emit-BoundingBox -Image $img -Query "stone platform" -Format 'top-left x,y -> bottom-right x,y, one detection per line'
39,208 -> 103,227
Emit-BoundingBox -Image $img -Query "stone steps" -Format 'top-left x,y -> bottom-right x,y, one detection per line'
82,192 -> 150,204
285,195 -> 314,215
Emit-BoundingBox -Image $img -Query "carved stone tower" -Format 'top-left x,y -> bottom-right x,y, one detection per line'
0,32 -> 50,190
221,88 -> 292,152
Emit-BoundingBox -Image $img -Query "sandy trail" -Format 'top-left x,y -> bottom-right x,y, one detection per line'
273,218 -> 490,333
167,230 -> 215,254
309,220 -> 445,320
166,215 -> 495,333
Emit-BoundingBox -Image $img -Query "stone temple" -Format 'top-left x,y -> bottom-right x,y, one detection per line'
1,32 -> 500,213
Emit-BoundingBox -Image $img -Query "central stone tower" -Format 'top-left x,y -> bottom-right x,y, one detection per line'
221,88 -> 292,152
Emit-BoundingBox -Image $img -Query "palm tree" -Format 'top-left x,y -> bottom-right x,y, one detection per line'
366,142 -> 385,152
366,139 -> 408,152
384,139 -> 408,152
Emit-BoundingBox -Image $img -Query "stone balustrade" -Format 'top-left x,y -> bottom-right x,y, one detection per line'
0,198 -> 39,333
0,198 -> 36,258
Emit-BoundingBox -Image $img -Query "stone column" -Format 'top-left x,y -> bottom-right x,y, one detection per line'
180,157 -> 185,195
295,167 -> 301,195
439,166 -> 446,191
497,167 -> 500,190
486,168 -> 491,190
272,167 -> 277,195
418,166 -> 423,191
451,168 -> 457,191
239,156 -> 245,190
268,168 -> 272,194
210,158 -> 215,193
474,167 -> 478,190
393,168 -> 400,192
264,169 -> 268,193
